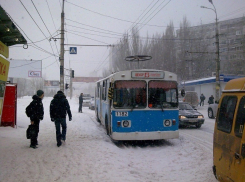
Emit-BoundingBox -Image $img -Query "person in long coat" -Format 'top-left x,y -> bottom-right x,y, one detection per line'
78,93 -> 83,113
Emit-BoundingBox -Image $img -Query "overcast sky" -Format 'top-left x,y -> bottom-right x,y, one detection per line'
1,0 -> 245,80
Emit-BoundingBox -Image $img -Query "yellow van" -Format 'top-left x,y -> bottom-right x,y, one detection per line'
213,77 -> 245,181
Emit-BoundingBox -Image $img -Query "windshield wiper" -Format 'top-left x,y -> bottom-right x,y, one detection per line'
161,102 -> 165,112
131,103 -> 137,112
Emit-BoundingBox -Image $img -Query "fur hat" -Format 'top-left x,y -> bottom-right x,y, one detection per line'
36,90 -> 44,96
57,90 -> 64,94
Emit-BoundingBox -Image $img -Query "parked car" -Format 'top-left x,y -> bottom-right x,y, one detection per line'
182,91 -> 199,109
179,102 -> 205,128
83,94 -> 91,107
89,97 -> 95,110
207,102 -> 218,118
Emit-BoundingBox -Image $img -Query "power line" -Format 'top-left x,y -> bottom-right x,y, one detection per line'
67,31 -> 111,45
30,0 -> 59,66
13,2 -> 56,56
66,29 -> 122,39
133,0 -> 172,37
66,28 -> 209,41
19,0 -> 48,39
6,6 -> 58,57
9,55 -> 53,68
130,0 -> 163,32
66,24 -> 123,36
24,29 -> 60,45
46,0 -> 58,32
65,1 -> 171,28
95,0 -> 172,72
66,19 -> 124,36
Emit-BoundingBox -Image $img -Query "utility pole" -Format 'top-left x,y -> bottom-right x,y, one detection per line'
60,0 -> 65,92
214,4 -> 220,102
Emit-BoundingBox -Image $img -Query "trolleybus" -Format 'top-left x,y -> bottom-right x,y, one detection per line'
95,69 -> 180,141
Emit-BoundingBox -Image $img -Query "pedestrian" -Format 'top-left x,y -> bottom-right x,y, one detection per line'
199,93 -> 205,106
208,95 -> 214,105
25,90 -> 44,149
50,90 -> 72,147
78,93 -> 83,113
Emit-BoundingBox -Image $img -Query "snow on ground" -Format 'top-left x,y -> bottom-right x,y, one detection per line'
0,96 -> 217,182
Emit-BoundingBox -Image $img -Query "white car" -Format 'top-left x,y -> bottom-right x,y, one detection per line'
83,94 -> 91,107
208,103 -> 218,118
89,97 -> 95,110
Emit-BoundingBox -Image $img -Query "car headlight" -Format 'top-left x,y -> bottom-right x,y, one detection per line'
179,116 -> 186,119
198,115 -> 204,119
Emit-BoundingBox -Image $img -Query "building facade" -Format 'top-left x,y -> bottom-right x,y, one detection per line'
176,16 -> 245,81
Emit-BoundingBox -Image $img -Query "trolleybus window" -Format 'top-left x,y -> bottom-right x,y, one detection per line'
113,80 -> 146,109
148,81 -> 177,108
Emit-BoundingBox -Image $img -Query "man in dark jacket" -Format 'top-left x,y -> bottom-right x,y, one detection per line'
78,93 -> 83,113
208,95 -> 214,104
26,90 -> 44,149
50,90 -> 72,147
199,93 -> 205,106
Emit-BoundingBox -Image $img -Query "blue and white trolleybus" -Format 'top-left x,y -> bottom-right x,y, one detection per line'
95,69 -> 179,141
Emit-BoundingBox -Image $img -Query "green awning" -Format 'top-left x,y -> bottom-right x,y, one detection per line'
0,5 -> 27,46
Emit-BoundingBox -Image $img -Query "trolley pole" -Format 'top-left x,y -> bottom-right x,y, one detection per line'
60,0 -> 65,92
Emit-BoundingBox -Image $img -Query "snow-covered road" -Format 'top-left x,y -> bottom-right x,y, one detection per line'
0,96 -> 217,182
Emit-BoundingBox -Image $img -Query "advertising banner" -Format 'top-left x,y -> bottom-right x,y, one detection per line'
8,59 -> 42,78
0,41 -> 9,58
0,56 -> 10,81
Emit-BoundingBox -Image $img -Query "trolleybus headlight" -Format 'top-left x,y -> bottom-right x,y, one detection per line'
163,119 -> 172,127
123,120 -> 129,127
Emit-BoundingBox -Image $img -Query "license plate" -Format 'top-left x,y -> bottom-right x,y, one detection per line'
190,119 -> 197,122
115,112 -> 128,117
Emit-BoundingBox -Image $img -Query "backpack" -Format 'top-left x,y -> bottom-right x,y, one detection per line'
25,103 -> 32,118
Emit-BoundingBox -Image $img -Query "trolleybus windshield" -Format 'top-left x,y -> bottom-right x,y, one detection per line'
148,81 -> 178,108
113,80 -> 146,109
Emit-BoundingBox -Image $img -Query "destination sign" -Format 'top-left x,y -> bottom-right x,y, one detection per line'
131,71 -> 164,79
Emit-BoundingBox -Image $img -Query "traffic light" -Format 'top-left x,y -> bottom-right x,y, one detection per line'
65,83 -> 69,89
72,70 -> 74,78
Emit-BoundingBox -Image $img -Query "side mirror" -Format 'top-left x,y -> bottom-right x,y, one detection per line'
181,89 -> 185,97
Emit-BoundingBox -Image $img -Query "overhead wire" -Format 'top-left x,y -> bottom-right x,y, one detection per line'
10,55 -> 53,68
5,10 -> 58,57
66,19 -> 124,35
65,0 -> 171,28
67,32 -> 111,45
66,28 -> 208,41
219,6 -> 245,20
66,24 -> 123,36
128,0 -> 161,32
133,0 -> 171,37
30,0 -> 59,66
94,0 -> 172,72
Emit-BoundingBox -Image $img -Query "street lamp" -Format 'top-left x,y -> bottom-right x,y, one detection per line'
201,0 -> 220,102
